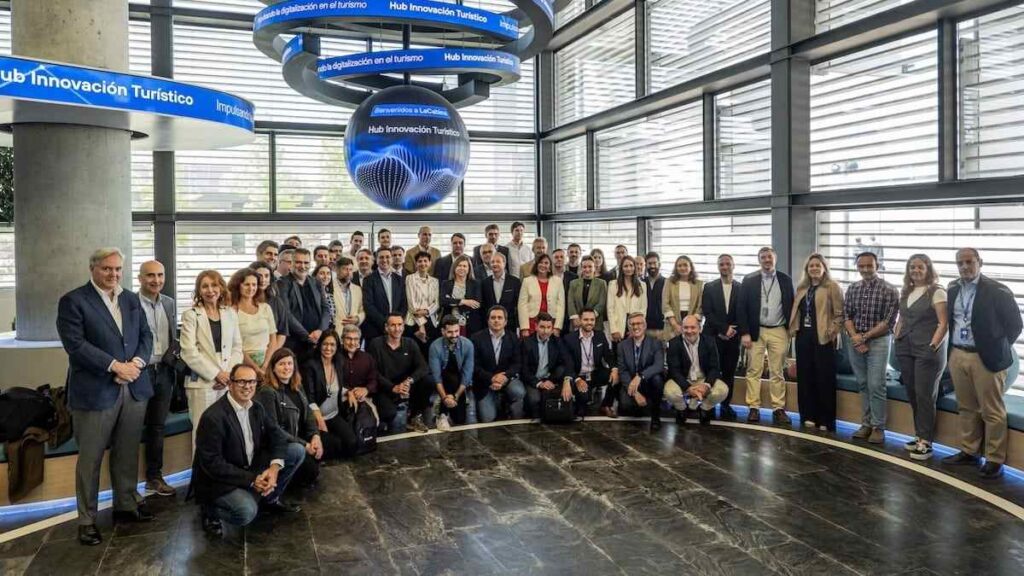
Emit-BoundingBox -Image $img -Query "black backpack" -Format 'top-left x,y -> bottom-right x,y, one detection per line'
0,385 -> 57,442
352,401 -> 380,455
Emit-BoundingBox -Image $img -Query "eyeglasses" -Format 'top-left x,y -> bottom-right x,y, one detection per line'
231,379 -> 258,387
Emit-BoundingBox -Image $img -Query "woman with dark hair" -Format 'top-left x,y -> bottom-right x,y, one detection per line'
518,253 -> 565,337
606,257 -> 647,342
788,253 -> 844,432
302,330 -> 359,459
591,248 -> 614,282
229,268 -> 278,378
313,263 -> 337,323
441,254 -> 482,336
256,348 -> 322,486
894,253 -> 948,460
663,255 -> 704,337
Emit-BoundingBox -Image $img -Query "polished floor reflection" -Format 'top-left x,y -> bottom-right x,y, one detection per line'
3,421 -> 1024,575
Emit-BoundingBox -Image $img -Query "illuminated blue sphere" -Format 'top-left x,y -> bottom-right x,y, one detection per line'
344,85 -> 470,211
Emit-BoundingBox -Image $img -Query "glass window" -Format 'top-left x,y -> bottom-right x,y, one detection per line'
648,0 -> 771,93
463,141 -> 536,213
958,5 -> 1024,179
461,58 -> 535,133
0,14 -> 150,75
595,100 -> 703,209
176,135 -> 270,212
817,204 -> 1024,393
648,213 -> 771,278
555,11 -> 636,126
274,134 -> 459,214
174,0 -> 263,13
556,137 -> 588,212
0,224 -> 12,289
132,151 -> 154,212
809,31 -> 938,191
556,220 -> 638,260
815,0 -> 917,33
716,79 -> 771,198
557,0 -> 587,28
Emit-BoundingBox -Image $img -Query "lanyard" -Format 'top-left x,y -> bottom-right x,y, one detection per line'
959,284 -> 977,323
684,340 -> 699,368
761,273 -> 777,301
581,336 -> 594,366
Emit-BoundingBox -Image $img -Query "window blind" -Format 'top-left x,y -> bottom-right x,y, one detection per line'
555,136 -> 587,212
648,212 -> 771,278
716,79 -> 771,199
554,10 -> 635,126
556,220 -> 638,259
176,135 -> 271,212
463,141 -> 536,213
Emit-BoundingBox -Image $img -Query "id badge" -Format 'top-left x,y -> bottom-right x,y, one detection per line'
803,314 -> 813,328
760,306 -> 769,322
959,327 -> 970,341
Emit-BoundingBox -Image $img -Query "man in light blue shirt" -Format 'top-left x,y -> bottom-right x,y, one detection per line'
429,315 -> 475,430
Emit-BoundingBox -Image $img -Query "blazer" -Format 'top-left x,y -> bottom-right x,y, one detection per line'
469,328 -> 522,396
179,306 -> 244,390
947,274 -> 1023,372
276,274 -> 331,341
481,274 -> 521,329
520,260 -> 537,279
362,271 -> 408,342
432,253 -> 459,283
519,335 -> 570,388
403,245 -> 442,275
301,356 -> 344,412
562,329 -> 617,385
255,383 -> 318,445
606,283 -> 648,337
701,278 -> 740,340
192,394 -> 289,504
666,334 -> 722,386
330,280 -> 365,329
473,244 -> 511,272
616,336 -> 665,383
518,276 -> 566,331
57,283 -> 154,411
404,274 -> 440,328
567,277 -> 608,328
737,270 -> 795,342
788,281 -> 845,345
663,278 -> 705,326
441,278 -> 484,334
644,276 -> 666,331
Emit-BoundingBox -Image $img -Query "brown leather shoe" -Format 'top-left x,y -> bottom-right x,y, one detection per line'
599,406 -> 617,419
747,409 -> 760,423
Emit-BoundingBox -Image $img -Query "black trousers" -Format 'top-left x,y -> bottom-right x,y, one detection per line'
618,374 -> 665,422
291,444 -> 321,488
795,329 -> 837,430
143,364 -> 175,480
438,378 -> 468,424
386,375 -> 434,420
371,393 -> 398,432
717,337 -> 742,407
320,414 -> 358,460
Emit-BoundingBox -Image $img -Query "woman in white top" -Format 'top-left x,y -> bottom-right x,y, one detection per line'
405,250 -> 440,343
228,268 -> 279,377
606,256 -> 647,342
518,253 -> 565,336
180,269 -> 244,449
663,255 -> 705,337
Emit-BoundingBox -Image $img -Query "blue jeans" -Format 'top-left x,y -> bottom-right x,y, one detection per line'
845,334 -> 891,428
390,402 -> 409,433
208,442 -> 306,526
476,378 -> 526,422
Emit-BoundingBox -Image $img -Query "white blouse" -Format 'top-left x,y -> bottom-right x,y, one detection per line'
236,302 -> 276,354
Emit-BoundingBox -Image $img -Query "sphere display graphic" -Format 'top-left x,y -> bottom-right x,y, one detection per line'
344,85 -> 470,211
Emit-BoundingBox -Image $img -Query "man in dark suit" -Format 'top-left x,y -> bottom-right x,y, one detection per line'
563,308 -> 618,418
520,312 -> 571,417
474,242 -> 496,281
433,233 -> 468,282
481,252 -> 522,330
56,248 -> 155,546
643,252 -> 666,337
701,254 -> 742,421
136,260 -> 179,498
665,315 -> 730,426
473,223 -> 511,272
941,248 -> 1024,479
363,247 -> 408,343
552,248 -> 578,332
193,364 -> 306,536
470,305 -> 525,422
617,312 -> 666,430
276,248 -> 330,362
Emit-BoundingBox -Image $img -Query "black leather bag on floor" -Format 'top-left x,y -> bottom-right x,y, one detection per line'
541,397 -> 575,424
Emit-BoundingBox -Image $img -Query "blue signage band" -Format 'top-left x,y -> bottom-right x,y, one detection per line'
318,49 -> 520,86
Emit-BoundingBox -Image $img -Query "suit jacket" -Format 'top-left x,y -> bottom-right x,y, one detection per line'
330,280 -> 365,329
947,274 -> 1023,372
567,277 -> 608,329
57,283 -> 154,411
470,328 -> 522,396
789,281 -> 845,345
404,245 -> 442,275
666,334 -> 722,386
562,329 -> 616,385
606,283 -> 647,337
519,335 -> 570,388
192,394 -> 289,504
701,278 -> 741,340
403,274 -> 440,328
276,274 -> 331,342
473,244 -> 511,272
362,271 -> 407,342
518,276 -> 566,331
520,260 -> 536,279
179,306 -> 244,389
617,336 -> 664,383
433,253 -> 468,283
481,274 -> 522,330
663,278 -> 705,326
644,276 -> 666,331
441,278 -> 483,334
737,270 -> 795,342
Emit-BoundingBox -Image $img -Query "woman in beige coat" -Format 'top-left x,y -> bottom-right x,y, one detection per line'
518,253 -> 565,336
663,255 -> 704,338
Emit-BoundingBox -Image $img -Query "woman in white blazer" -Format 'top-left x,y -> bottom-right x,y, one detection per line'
405,252 -> 441,342
180,270 -> 243,449
606,257 -> 648,342
518,253 -> 565,336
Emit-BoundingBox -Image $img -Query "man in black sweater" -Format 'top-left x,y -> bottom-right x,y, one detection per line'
192,365 -> 306,537
367,313 -> 433,433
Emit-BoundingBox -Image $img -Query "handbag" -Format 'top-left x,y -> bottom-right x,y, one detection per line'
541,396 -> 575,424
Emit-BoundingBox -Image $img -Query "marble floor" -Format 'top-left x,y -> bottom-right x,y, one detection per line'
3,420 -> 1024,575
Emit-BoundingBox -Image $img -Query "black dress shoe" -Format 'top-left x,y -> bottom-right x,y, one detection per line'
719,406 -> 737,421
262,499 -> 302,515
78,524 -> 102,546
113,504 -> 155,523
772,409 -> 790,426
698,409 -> 713,426
979,462 -> 1004,479
202,515 -> 223,537
941,451 -> 981,466
675,411 -> 687,424
650,419 -> 662,432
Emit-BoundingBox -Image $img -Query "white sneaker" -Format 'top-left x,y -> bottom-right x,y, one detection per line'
436,414 -> 451,432
909,440 -> 933,461
803,420 -> 816,429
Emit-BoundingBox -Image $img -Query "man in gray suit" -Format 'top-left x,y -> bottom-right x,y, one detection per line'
617,312 -> 665,431
137,260 -> 178,498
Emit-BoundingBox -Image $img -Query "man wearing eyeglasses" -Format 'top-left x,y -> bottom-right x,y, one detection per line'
192,364 -> 306,537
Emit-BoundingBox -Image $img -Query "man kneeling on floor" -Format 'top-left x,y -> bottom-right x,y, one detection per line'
192,364 -> 306,536
665,315 -> 729,426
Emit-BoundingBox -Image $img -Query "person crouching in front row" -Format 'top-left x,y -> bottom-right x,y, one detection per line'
664,315 -> 730,426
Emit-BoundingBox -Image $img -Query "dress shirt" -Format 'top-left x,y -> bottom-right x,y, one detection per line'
952,276 -> 980,347
506,241 -> 532,277
490,330 -> 504,361
579,332 -> 595,378
844,275 -> 899,334
337,281 -> 353,317
721,281 -> 733,314
380,271 -> 395,310
138,291 -> 168,364
92,280 -> 124,334
683,338 -> 703,383
226,392 -> 284,469
492,273 -> 506,302
536,337 -> 550,382
759,271 -> 785,327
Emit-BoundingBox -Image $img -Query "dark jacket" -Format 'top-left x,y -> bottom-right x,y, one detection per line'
255,384 -> 318,445
666,334 -> 722,385
947,275 -> 1023,372
481,274 -> 522,330
56,283 -> 154,411
702,278 -> 741,340
562,329 -> 617,385
433,253 -> 469,284
192,394 -> 290,504
362,271 -> 407,342
616,336 -> 665,382
301,356 -> 344,410
644,275 -> 666,331
470,328 -> 522,396
441,278 -> 483,334
366,336 -> 430,395
519,335 -> 570,388
736,270 -> 794,342
276,274 -> 330,342
473,244 -> 511,272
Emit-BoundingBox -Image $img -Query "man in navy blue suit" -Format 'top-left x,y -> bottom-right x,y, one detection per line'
56,247 -> 155,546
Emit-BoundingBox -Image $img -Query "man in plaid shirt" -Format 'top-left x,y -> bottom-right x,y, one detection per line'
843,251 -> 899,444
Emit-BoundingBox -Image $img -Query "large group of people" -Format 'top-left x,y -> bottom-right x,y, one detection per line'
55,222 -> 1022,545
